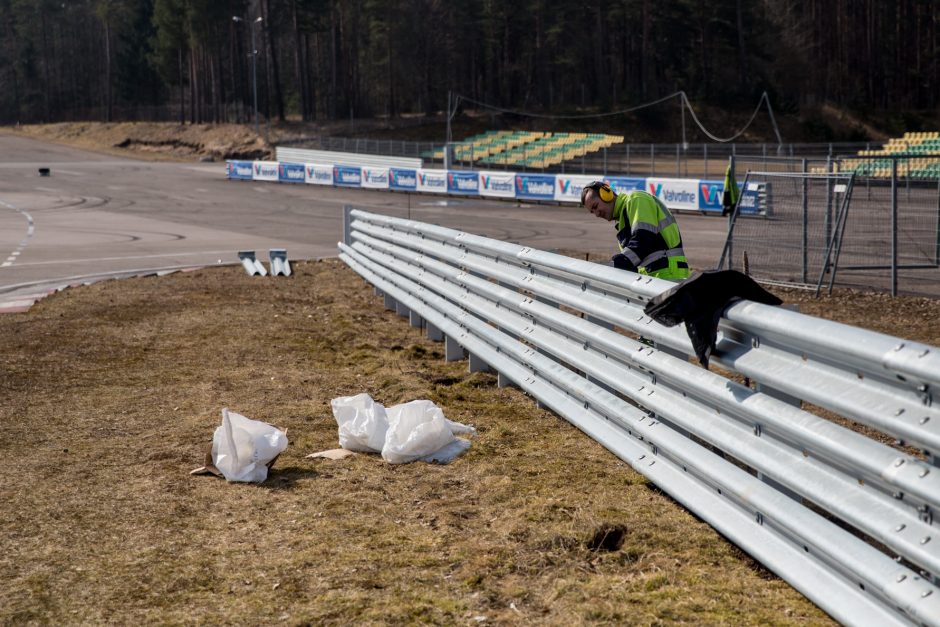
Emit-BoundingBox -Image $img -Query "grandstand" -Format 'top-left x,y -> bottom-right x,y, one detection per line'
423,131 -> 623,170
839,131 -> 940,178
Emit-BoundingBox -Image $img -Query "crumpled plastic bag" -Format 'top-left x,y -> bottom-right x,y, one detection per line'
331,393 -> 389,452
330,395 -> 475,464
212,408 -> 289,482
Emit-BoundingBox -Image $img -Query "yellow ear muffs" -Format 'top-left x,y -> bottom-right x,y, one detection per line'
582,180 -> 615,205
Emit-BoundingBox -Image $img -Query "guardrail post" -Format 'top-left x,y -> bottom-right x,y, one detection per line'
343,205 -> 353,246
445,335 -> 463,361
426,322 -> 444,342
468,353 -> 491,373
384,294 -> 396,311
409,310 -> 424,328
395,301 -> 409,318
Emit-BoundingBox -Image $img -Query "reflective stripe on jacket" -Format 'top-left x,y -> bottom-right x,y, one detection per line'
612,190 -> 690,280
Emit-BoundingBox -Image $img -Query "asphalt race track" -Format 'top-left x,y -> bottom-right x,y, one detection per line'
0,133 -> 730,305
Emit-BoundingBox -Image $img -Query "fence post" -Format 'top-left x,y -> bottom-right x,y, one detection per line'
891,159 -> 898,296
935,177 -> 940,265
802,159 -> 809,284
650,144 -> 655,176
825,156 -> 833,272
603,146 -> 607,176
703,144 -> 708,179
675,144 -> 680,177
626,144 -> 631,175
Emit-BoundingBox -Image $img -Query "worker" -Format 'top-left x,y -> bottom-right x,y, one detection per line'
580,181 -> 690,281
722,161 -> 740,216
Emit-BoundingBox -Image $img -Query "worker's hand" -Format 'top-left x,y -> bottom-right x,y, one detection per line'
611,253 -> 637,272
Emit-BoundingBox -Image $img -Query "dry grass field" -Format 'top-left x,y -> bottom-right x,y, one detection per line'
4,256 -> 938,625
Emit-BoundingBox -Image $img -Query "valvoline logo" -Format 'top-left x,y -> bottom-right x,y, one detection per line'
482,175 -> 513,192
254,163 -> 261,175
558,179 -> 571,194
650,182 -> 696,205
700,183 -> 718,204
419,173 -> 445,188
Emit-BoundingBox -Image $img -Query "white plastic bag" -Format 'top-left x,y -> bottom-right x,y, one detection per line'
331,393 -> 389,452
212,408 -> 289,483
382,399 -> 476,464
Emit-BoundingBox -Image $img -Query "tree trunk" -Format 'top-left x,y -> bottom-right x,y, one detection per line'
261,0 -> 285,122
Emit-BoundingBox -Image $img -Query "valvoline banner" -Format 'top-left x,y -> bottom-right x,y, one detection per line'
478,171 -> 515,198
389,168 -> 417,191
605,176 -> 645,194
447,171 -> 480,195
698,179 -> 724,213
226,160 -> 253,180
305,163 -> 333,185
646,177 -> 699,211
252,161 -> 279,182
361,167 -> 389,189
333,165 -> 362,187
515,173 -> 556,200
278,162 -> 305,184
554,174 -> 596,202
416,169 -> 447,193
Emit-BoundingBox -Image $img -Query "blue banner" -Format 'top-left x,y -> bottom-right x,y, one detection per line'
447,171 -> 480,195
226,160 -> 253,180
278,162 -> 306,184
389,168 -> 417,191
604,176 -> 645,194
698,179 -> 724,213
515,173 -> 556,200
333,165 -> 362,187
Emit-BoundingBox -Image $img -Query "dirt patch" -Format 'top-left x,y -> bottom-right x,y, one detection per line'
0,259 -> 851,625
7,122 -> 274,162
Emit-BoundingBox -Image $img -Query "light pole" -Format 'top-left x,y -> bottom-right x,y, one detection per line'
233,15 -> 263,133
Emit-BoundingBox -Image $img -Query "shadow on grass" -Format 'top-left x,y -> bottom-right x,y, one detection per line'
261,465 -> 319,491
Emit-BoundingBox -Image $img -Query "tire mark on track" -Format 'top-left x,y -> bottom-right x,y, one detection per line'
0,199 -> 35,268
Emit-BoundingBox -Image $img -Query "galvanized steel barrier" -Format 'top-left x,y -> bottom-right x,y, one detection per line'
338,207 -> 940,626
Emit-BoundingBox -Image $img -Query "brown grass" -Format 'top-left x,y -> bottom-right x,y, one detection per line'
10,258 -> 934,625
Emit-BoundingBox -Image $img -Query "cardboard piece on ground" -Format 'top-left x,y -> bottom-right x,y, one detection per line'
190,427 -> 287,478
305,448 -> 356,460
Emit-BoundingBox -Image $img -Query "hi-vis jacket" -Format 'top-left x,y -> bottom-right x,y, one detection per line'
612,190 -> 690,280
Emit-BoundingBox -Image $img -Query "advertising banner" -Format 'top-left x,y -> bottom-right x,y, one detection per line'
447,171 -> 480,195
305,163 -> 333,185
554,174 -> 597,202
333,164 -> 363,187
416,169 -> 448,193
646,178 -> 699,211
697,179 -> 725,213
478,171 -> 516,198
737,181 -> 768,215
605,176 -> 646,194
362,167 -> 390,189
278,162 -> 306,184
226,160 -> 253,180
515,173 -> 556,200
252,161 -> 279,182
389,168 -> 417,191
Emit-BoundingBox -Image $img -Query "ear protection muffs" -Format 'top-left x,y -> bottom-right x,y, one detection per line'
581,180 -> 614,205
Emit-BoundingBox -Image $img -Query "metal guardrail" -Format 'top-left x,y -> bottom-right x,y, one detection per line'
338,208 -> 940,625
275,146 -> 422,170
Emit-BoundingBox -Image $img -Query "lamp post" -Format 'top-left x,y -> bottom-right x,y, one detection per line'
233,15 -> 263,133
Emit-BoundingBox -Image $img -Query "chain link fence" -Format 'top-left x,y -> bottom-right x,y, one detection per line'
724,155 -> 940,297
